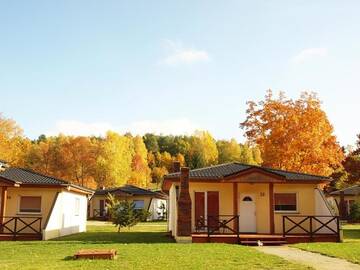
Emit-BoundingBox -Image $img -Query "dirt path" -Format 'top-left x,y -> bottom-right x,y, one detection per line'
254,246 -> 360,270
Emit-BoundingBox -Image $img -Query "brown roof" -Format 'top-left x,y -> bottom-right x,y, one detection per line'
165,162 -> 331,182
0,167 -> 94,194
330,185 -> 360,196
95,184 -> 167,199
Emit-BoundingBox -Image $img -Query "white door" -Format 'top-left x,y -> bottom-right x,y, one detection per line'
239,194 -> 256,233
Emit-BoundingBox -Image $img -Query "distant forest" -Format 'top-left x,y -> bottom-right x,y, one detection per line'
1,91 -> 359,190
0,115 -> 261,189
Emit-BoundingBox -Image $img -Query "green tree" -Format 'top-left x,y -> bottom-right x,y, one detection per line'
239,144 -> 255,164
252,146 -> 263,165
143,133 -> 159,153
217,139 -> 242,163
107,194 -> 150,232
349,201 -> 360,222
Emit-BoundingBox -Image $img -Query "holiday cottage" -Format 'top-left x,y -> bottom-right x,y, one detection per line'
89,185 -> 167,221
163,162 -> 340,244
0,167 -> 93,240
330,185 -> 360,219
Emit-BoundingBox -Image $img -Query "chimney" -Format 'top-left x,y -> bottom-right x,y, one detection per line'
173,161 -> 181,173
177,167 -> 192,236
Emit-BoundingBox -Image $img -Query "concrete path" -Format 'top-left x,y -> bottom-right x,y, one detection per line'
254,246 -> 360,270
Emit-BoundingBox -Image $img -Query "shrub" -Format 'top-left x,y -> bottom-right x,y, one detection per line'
106,194 -> 151,232
349,200 -> 360,222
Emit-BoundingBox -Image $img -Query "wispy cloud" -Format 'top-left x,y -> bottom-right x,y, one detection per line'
46,118 -> 201,137
160,39 -> 210,66
47,120 -> 113,137
291,48 -> 328,64
126,118 -> 200,135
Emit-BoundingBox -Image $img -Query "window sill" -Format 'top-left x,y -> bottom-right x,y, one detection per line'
17,212 -> 42,216
274,211 -> 299,214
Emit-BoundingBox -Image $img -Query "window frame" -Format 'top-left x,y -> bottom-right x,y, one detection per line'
133,200 -> 145,210
18,196 -> 42,215
274,192 -> 298,213
74,197 -> 80,216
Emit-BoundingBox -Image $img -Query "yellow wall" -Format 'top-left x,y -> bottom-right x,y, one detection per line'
189,182 -> 270,233
2,187 -> 60,232
187,182 -> 319,234
274,184 -> 318,234
189,182 -> 233,232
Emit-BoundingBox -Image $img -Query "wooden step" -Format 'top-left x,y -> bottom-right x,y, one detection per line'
240,240 -> 287,246
74,249 -> 117,260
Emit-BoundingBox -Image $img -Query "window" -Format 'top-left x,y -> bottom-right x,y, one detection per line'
243,196 -> 253,202
133,200 -> 145,209
274,193 -> 297,212
19,196 -> 41,213
74,198 -> 80,216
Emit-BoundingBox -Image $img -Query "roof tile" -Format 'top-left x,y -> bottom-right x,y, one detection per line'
165,162 -> 330,181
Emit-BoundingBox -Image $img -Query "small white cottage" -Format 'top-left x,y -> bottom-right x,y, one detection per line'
0,167 -> 93,240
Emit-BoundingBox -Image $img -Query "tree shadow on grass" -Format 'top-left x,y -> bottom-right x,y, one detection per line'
51,231 -> 175,244
344,226 -> 360,241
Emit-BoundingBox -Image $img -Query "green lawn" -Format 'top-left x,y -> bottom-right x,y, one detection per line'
0,221 -> 311,270
293,223 -> 360,264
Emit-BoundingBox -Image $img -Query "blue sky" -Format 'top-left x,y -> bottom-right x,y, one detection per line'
1,1 -> 360,146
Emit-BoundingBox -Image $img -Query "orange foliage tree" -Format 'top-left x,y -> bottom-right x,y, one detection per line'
240,91 -> 344,176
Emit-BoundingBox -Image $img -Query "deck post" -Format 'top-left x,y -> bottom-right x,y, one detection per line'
309,217 -> 313,242
282,216 -> 285,237
0,186 -> 8,233
13,217 -> 17,240
237,215 -> 240,244
336,216 -> 340,242
233,183 -> 238,232
269,183 -> 275,234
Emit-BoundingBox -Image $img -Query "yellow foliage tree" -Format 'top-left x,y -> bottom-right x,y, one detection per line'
128,136 -> 151,188
0,114 -> 30,166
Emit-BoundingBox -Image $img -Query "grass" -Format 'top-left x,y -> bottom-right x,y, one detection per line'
0,221 -> 312,270
293,223 -> 360,264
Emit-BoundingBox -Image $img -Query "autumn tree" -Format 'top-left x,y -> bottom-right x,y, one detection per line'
239,143 -> 255,165
0,114 -> 30,166
128,135 -> 151,187
240,91 -> 344,176
334,134 -> 360,187
61,136 -> 98,187
95,131 -> 134,187
186,131 -> 218,169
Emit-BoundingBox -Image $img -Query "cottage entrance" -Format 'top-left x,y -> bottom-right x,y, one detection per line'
239,194 -> 256,233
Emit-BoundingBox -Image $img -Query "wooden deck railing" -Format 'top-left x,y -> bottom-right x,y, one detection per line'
282,215 -> 340,241
93,209 -> 106,218
0,216 -> 42,239
195,215 -> 240,243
